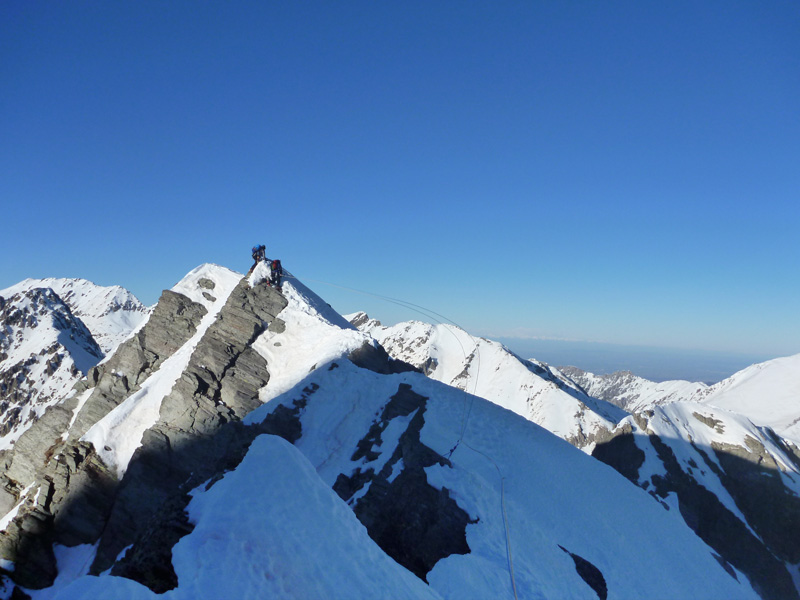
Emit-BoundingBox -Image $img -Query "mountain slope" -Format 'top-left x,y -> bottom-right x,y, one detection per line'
692,353 -> 800,443
559,366 -> 708,412
0,288 -> 103,451
349,313 -> 626,449
592,401 -> 800,600
1,278 -> 149,355
349,314 -> 800,600
0,265 -> 759,600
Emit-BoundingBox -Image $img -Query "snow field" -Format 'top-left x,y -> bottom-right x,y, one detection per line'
47,435 -> 443,600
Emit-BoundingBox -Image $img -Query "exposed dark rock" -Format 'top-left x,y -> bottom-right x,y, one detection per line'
110,493 -> 193,593
334,383 -> 474,581
693,412 -> 725,433
89,277 -> 287,579
590,423 -> 644,484
559,545 -> 607,600
347,341 -> 420,375
348,312 -> 378,329
648,435 -> 798,600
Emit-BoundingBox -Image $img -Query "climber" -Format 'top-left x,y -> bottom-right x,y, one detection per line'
269,259 -> 283,291
251,244 -> 266,270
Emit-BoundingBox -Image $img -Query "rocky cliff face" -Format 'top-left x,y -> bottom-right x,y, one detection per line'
0,267 -> 288,591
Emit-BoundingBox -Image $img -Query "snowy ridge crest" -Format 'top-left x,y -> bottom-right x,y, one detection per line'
0,265 -> 797,600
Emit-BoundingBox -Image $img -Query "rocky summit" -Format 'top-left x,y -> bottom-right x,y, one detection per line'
0,263 -> 795,600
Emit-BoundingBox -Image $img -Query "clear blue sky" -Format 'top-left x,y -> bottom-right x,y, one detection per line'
2,1 -> 799,361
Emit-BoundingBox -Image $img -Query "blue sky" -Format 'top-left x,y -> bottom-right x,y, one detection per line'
2,1 -> 799,366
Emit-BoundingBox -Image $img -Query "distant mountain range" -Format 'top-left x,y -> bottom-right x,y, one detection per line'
0,265 -> 796,599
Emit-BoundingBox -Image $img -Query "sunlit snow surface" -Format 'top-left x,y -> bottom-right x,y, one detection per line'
0,277 -> 149,355
694,353 -> 800,443
38,271 -> 759,600
352,315 -> 626,448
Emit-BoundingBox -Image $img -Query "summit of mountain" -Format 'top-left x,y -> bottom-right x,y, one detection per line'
0,268 -> 795,599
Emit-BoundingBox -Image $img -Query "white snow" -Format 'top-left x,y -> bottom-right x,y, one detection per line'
564,367 -> 708,412
354,317 -> 625,448
49,435 -> 442,600
1,277 -> 149,355
694,353 -> 800,442
81,265 -> 242,478
248,275 -> 369,406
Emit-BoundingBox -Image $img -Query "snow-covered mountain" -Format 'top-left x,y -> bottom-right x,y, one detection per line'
0,264 -> 796,600
0,279 -> 149,453
559,366 -> 708,412
0,288 -> 102,451
349,312 -> 800,600
349,313 -> 626,449
0,278 -> 149,355
561,357 -> 800,445
693,353 -> 800,443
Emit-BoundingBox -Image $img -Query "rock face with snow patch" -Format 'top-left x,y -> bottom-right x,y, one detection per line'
0,265 -> 288,591
0,267 -> 793,600
559,365 -> 707,412
351,315 -> 626,449
333,382 -> 473,580
0,288 -> 103,451
91,275 -> 288,575
592,404 -> 800,600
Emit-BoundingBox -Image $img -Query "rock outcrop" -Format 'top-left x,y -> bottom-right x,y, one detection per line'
592,414 -> 800,600
0,275 -> 287,592
333,383 -> 474,580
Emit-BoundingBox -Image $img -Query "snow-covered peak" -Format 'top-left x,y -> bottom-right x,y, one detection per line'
560,366 -> 708,412
693,353 -> 800,443
0,277 -> 149,355
249,277 -> 370,405
170,263 -> 243,311
352,315 -> 626,449
0,287 -> 103,450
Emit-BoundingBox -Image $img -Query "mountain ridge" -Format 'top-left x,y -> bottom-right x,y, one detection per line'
0,265 -> 795,599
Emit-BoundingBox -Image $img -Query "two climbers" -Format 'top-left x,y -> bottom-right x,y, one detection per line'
250,244 -> 283,292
